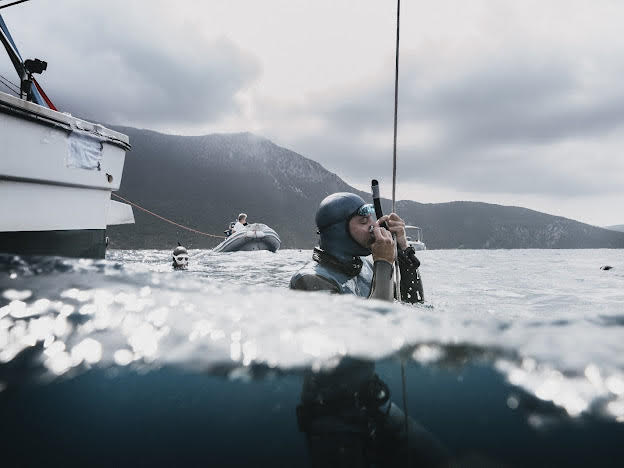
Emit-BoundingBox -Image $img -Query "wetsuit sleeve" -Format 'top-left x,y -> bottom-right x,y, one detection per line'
290,274 -> 341,293
368,260 -> 394,302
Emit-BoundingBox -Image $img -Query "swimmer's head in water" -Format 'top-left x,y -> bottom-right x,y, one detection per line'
172,246 -> 189,270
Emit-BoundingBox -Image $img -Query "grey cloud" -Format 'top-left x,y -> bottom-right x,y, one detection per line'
52,38 -> 260,125
2,3 -> 262,125
425,60 -> 624,149
285,52 -> 624,197
320,54 -> 624,147
292,131 -> 621,199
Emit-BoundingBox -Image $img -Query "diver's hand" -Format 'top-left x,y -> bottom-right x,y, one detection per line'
377,213 -> 408,250
370,225 -> 395,264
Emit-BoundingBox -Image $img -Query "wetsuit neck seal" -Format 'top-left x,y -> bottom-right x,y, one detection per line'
313,247 -> 363,277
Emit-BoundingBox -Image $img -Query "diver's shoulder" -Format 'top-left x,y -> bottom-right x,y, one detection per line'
290,261 -> 341,292
290,274 -> 340,293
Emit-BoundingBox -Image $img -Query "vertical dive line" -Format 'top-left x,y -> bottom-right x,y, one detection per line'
392,0 -> 401,212
392,7 -> 409,466
401,356 -> 410,466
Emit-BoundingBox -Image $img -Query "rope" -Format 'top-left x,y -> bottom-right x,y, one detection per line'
392,3 -> 409,467
392,0 -> 401,213
401,358 -> 410,468
0,73 -> 19,94
111,193 -> 225,239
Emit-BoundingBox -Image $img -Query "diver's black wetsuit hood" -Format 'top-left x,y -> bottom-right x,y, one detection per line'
316,193 -> 372,262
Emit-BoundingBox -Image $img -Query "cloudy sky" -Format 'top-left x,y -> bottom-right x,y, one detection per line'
2,0 -> 623,226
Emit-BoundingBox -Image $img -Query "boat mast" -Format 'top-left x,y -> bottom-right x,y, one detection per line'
1,12 -> 49,103
0,14 -> 26,87
0,0 -> 33,84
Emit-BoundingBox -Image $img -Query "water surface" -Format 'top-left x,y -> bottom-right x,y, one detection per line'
1,249 -> 623,466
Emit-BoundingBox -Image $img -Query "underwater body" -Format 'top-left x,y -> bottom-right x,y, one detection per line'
1,249 -> 624,467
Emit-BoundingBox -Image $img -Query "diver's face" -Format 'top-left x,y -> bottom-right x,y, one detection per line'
348,215 -> 375,248
173,254 -> 189,268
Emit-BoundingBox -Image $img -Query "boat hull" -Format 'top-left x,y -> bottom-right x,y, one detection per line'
0,228 -> 107,259
0,91 -> 133,259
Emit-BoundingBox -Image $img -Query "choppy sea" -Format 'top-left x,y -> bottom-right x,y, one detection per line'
1,249 -> 623,467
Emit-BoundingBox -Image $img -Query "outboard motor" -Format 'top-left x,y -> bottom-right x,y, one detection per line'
224,222 -> 236,237
172,245 -> 189,270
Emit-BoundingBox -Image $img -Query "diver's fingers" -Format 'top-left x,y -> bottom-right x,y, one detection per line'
377,215 -> 389,225
383,220 -> 405,234
371,226 -> 396,263
372,225 -> 392,242
374,226 -> 394,243
386,213 -> 405,226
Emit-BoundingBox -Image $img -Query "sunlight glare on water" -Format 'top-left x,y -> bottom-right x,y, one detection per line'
1,248 -> 623,422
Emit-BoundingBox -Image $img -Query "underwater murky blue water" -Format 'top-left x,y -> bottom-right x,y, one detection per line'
1,249 -> 623,466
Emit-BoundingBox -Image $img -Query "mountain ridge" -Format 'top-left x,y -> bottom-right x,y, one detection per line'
106,126 -> 624,250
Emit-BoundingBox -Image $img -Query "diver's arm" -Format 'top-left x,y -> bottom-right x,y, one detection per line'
290,274 -> 341,293
368,226 -> 396,302
368,260 -> 394,301
377,213 -> 424,303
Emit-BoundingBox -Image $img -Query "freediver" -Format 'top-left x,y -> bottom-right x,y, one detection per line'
172,245 -> 189,270
290,193 -> 448,467
290,192 -> 423,301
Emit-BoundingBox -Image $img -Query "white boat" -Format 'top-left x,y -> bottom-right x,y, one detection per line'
405,225 -> 426,251
0,13 -> 133,259
213,223 -> 281,253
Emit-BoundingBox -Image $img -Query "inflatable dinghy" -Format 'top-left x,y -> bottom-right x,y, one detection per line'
213,223 -> 281,253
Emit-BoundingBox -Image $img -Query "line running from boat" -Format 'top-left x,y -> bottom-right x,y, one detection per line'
0,72 -> 19,94
111,193 -> 225,239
